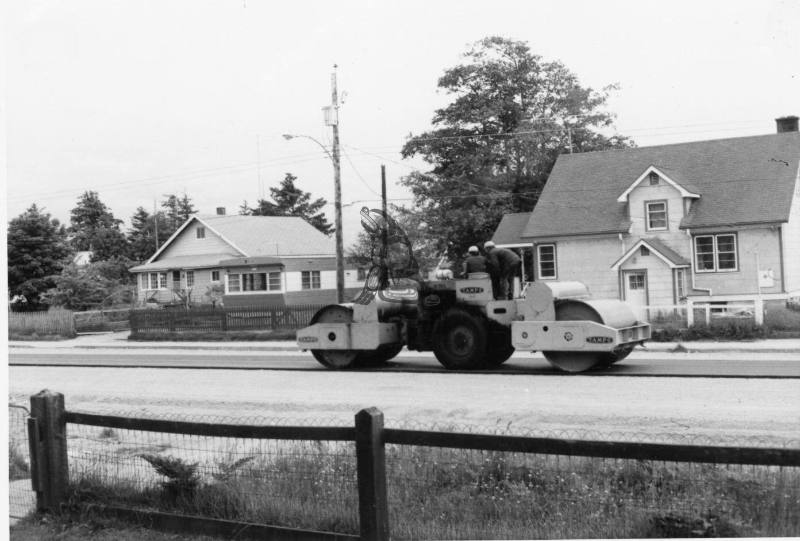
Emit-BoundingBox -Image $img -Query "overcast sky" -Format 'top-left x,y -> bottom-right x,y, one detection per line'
4,0 -> 799,246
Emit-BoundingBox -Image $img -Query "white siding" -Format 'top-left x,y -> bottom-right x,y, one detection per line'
692,227 -> 782,296
158,221 -> 238,259
627,182 -> 690,257
552,237 -> 622,299
783,169 -> 800,295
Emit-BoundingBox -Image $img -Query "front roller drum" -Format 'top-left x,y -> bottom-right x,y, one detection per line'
543,300 -> 632,373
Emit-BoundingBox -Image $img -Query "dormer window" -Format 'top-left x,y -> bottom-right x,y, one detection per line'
646,201 -> 668,231
640,246 -> 650,256
648,172 -> 660,185
197,227 -> 205,239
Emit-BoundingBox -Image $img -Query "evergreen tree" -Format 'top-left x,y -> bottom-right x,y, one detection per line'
7,204 -> 72,309
68,191 -> 129,260
161,192 -> 196,235
240,173 -> 333,235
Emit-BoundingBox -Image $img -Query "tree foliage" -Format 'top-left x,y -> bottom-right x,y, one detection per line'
127,206 -> 171,262
42,257 -> 135,310
161,193 -> 197,233
401,36 -> 634,261
7,204 -> 72,308
68,191 -> 129,260
240,173 -> 333,235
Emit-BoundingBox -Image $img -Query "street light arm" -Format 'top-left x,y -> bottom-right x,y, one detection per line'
282,133 -> 334,162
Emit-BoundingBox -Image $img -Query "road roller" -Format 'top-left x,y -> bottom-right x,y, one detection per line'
296,274 -> 650,373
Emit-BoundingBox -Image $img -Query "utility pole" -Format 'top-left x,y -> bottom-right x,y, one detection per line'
330,65 -> 345,303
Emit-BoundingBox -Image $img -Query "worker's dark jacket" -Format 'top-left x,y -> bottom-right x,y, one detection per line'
489,248 -> 521,275
462,255 -> 488,275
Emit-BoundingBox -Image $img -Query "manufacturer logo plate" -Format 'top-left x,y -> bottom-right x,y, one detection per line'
586,336 -> 613,344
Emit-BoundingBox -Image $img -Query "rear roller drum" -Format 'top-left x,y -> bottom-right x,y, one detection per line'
308,305 -> 360,370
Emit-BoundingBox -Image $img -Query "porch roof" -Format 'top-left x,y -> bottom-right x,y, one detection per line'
611,237 -> 690,270
129,254 -> 227,272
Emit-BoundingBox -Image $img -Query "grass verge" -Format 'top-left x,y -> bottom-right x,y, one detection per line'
64,446 -> 799,539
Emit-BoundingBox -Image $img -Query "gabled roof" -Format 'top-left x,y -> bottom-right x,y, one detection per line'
146,215 -> 336,264
523,131 -> 800,239
491,212 -> 532,247
611,237 -> 691,270
616,165 -> 701,202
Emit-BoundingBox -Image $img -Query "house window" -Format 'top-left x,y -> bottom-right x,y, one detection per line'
302,270 -> 322,290
148,272 -> 167,290
197,227 -> 205,239
646,201 -> 668,231
648,172 -> 660,185
186,271 -> 194,287
640,246 -> 650,256
227,271 -> 281,293
172,271 -> 181,289
676,269 -> 686,300
694,234 -> 738,272
211,270 -> 220,282
537,244 -> 557,279
628,274 -> 645,290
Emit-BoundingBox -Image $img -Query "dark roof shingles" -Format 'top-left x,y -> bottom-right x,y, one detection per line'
523,132 -> 800,238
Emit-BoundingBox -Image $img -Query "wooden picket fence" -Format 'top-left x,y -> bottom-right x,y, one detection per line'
8,309 -> 75,337
129,304 -> 325,334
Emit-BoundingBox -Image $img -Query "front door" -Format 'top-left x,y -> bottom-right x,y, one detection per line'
623,270 -> 648,316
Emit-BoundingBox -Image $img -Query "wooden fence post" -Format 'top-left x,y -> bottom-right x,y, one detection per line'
29,390 -> 69,513
355,407 -> 389,541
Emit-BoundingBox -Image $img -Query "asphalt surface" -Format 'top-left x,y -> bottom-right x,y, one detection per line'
7,331 -> 800,377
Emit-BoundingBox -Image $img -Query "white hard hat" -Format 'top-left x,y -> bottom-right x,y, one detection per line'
468,245 -> 479,254
484,241 -> 496,249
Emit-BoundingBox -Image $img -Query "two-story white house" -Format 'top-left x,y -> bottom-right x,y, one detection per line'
129,212 -> 365,307
492,116 -> 800,320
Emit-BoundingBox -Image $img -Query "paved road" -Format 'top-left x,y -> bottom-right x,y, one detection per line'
8,349 -> 800,377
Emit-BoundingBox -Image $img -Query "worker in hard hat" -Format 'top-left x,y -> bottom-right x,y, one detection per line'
484,241 -> 521,300
461,245 -> 488,277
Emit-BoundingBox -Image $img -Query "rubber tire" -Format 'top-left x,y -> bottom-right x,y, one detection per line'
432,308 -> 488,370
358,344 -> 403,368
485,330 -> 515,367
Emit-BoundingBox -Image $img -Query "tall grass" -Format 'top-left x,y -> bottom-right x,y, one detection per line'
67,445 -> 800,539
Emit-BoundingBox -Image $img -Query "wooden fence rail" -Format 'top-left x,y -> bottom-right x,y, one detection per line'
27,391 -> 800,541
129,304 -> 325,333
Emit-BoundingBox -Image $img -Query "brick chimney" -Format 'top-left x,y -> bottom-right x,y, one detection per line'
775,116 -> 799,133
216,207 -> 226,215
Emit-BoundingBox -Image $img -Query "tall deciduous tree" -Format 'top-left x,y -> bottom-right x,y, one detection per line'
7,204 -> 72,308
240,173 -> 333,235
68,191 -> 129,260
401,36 -> 634,261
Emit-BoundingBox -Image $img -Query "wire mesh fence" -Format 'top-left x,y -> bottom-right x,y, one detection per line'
385,445 -> 799,539
53,408 -> 800,539
8,403 -> 34,520
65,416 -> 360,535
129,304 -> 325,333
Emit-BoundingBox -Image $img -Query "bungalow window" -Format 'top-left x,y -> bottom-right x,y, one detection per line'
227,271 -> 281,293
302,270 -> 321,290
646,201 -> 668,231
694,234 -> 738,272
537,244 -> 557,279
186,271 -> 195,287
197,227 -> 205,239
148,272 -> 167,290
211,270 -> 220,282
